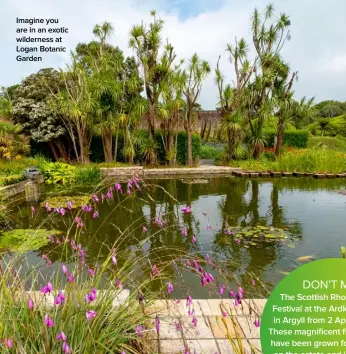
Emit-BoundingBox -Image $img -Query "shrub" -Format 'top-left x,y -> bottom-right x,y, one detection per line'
42,162 -> 76,185
0,174 -> 24,187
75,165 -> 102,186
264,129 -> 309,148
200,144 -> 220,159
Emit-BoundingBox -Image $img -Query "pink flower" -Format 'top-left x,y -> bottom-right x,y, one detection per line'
67,201 -> 73,210
5,338 -> 12,348
254,319 -> 260,328
62,264 -> 67,275
142,225 -> 147,233
206,224 -> 211,231
167,282 -> 174,294
185,259 -> 191,267
151,265 -> 159,278
192,316 -> 198,327
44,314 -> 54,327
191,235 -> 197,244
92,194 -> 99,203
86,310 -> 97,320
88,268 -> 95,277
85,288 -> 97,303
45,202 -> 51,212
186,295 -> 193,307
251,279 -> 256,286
181,227 -> 187,237
206,254 -> 211,264
222,310 -> 227,317
225,227 -> 231,235
60,208 -> 66,216
57,332 -> 67,341
229,290 -> 235,298
67,273 -> 74,283
182,206 -> 191,213
41,282 -> 53,294
31,206 -> 35,217
219,284 -> 226,295
115,183 -> 122,193
92,210 -> 99,219
28,297 -> 34,311
62,341 -> 71,354
112,254 -> 117,265
116,279 -> 123,289
136,325 -> 143,336
155,316 -> 160,334
55,292 -> 65,305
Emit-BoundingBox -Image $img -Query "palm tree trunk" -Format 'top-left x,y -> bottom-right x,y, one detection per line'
48,141 -> 59,161
275,126 -> 284,157
227,128 -> 233,162
102,128 -> 113,163
114,124 -> 119,161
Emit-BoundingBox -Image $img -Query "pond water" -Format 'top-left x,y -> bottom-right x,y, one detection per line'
3,176 -> 346,298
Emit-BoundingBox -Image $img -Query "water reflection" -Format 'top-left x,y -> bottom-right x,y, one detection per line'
5,177 -> 346,298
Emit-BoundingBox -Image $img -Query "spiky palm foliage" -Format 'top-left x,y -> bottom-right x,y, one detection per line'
129,11 -> 177,164
182,54 -> 210,166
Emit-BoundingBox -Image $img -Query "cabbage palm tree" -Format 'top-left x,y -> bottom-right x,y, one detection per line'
182,54 -> 210,166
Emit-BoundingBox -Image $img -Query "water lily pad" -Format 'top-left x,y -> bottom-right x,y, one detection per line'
0,229 -> 55,253
40,195 -> 91,209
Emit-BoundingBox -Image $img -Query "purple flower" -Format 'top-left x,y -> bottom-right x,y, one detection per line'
62,341 -> 71,354
201,276 -> 207,286
151,265 -> 159,278
75,217 -> 84,228
45,202 -> 51,212
186,295 -> 192,307
167,282 -> 174,294
92,194 -> 99,203
44,314 -> 54,327
155,316 -> 160,334
54,208 -> 60,213
85,288 -> 97,303
175,322 -> 183,332
67,273 -> 74,283
82,204 -> 92,213
86,310 -> 97,320
67,201 -> 74,210
88,268 -> 95,277
41,282 -> 53,294
181,227 -> 187,237
60,208 -> 66,216
62,264 -> 67,275
136,325 -> 143,337
92,210 -> 99,219
191,235 -> 197,244
49,235 -> 55,243
222,310 -> 228,317
5,339 -> 13,348
115,183 -> 122,193
193,260 -> 198,269
254,319 -> 260,328
116,279 -> 123,289
142,225 -> 147,233
219,284 -> 226,295
229,290 -> 235,298
182,206 -> 191,213
192,316 -> 198,327
112,254 -> 117,265
57,332 -> 67,341
185,259 -> 191,267
225,227 -> 231,235
55,292 -> 65,305
28,297 -> 34,311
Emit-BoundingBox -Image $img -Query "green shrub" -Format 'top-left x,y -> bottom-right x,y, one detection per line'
176,131 -> 201,165
264,129 -> 309,148
0,174 -> 24,187
42,162 -> 76,185
75,165 -> 102,186
200,144 -> 219,159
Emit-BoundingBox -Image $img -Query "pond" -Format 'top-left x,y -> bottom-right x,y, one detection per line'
3,176 -> 346,299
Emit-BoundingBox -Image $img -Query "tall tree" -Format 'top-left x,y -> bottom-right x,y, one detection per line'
129,10 -> 177,164
182,54 -> 210,166
10,69 -> 70,161
242,4 -> 291,159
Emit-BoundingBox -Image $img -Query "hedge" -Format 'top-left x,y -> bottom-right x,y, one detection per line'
31,130 -> 201,165
264,129 -> 309,148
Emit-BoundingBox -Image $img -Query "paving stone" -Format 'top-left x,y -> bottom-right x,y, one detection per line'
219,299 -> 252,316
208,316 -> 244,339
180,316 -> 214,339
147,300 -> 170,317
217,339 -> 262,354
251,299 -> 267,314
159,317 -> 184,340
160,339 -> 186,354
167,299 -> 190,316
206,299 -> 224,316
185,339 -> 220,353
236,317 -> 260,339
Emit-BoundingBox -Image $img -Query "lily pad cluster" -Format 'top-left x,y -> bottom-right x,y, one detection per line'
40,195 -> 91,209
228,225 -> 290,248
0,228 -> 55,253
